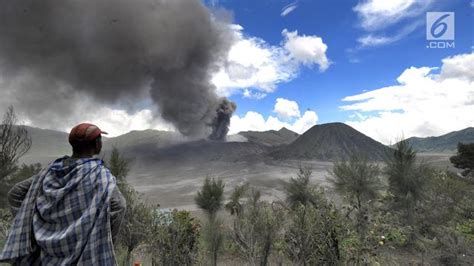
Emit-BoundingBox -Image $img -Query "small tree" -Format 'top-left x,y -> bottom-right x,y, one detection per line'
283,166 -> 319,208
0,163 -> 42,207
108,147 -> 151,266
330,156 -> 381,263
195,177 -> 225,266
229,188 -> 283,266
150,209 -> 200,266
385,140 -> 429,227
450,143 -> 474,178
0,106 -> 31,181
283,167 -> 342,265
225,182 -> 249,216
109,146 -> 131,183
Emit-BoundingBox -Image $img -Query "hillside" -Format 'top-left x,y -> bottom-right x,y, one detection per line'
403,127 -> 474,152
21,126 -> 70,157
272,122 -> 390,161
103,129 -> 185,151
238,127 -> 299,146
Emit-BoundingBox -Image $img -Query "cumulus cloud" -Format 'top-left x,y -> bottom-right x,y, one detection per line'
229,98 -> 317,134
212,25 -> 330,98
273,98 -> 301,119
281,2 -> 298,17
229,110 -> 317,135
282,29 -> 330,71
341,52 -> 474,144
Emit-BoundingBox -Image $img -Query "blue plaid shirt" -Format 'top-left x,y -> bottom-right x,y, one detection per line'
0,156 -> 117,265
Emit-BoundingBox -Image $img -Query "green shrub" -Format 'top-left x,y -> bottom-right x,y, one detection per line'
149,209 -> 200,265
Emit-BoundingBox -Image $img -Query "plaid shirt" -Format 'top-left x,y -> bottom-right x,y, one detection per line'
0,156 -> 117,265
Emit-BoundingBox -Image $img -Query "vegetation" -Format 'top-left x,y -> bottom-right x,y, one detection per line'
330,155 -> 381,263
385,140 -> 430,230
0,106 -> 31,181
149,209 -> 200,265
450,143 -> 474,178
0,105 -> 472,264
283,168 -> 343,265
227,187 -> 283,265
194,177 -> 225,266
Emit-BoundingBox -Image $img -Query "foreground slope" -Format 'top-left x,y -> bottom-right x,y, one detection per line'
272,122 -> 390,161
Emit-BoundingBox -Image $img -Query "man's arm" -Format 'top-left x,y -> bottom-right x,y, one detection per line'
110,186 -> 126,244
7,177 -> 34,215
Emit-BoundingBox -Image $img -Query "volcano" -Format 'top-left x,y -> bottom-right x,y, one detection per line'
272,122 -> 391,161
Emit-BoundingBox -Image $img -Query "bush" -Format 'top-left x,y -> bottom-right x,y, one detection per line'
149,209 -> 200,265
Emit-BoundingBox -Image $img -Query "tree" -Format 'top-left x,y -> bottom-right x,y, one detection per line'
283,167 -> 342,265
109,146 -> 131,183
225,182 -> 249,216
384,140 -> 429,227
283,166 -> 319,208
330,156 -> 381,263
0,163 -> 42,207
0,106 -> 31,180
229,188 -> 283,266
108,147 -> 151,266
149,209 -> 200,266
450,143 -> 474,178
195,177 -> 225,266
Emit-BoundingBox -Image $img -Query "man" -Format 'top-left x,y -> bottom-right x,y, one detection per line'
0,123 -> 126,265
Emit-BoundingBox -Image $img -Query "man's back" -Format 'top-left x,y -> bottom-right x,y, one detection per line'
0,156 -> 125,265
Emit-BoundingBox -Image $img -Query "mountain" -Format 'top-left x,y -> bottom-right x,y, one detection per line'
130,139 -> 269,163
272,122 -> 390,161
104,129 -> 185,151
238,127 -> 299,147
22,126 -> 70,157
403,127 -> 474,152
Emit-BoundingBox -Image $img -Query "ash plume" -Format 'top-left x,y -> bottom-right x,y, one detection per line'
0,0 -> 236,138
209,98 -> 237,141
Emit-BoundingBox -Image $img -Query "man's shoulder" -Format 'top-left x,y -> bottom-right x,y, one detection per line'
96,164 -> 117,181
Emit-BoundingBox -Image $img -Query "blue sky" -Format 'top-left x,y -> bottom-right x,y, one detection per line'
207,0 -> 473,143
1,0 -> 471,144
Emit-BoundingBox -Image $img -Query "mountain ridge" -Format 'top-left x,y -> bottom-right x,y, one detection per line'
403,127 -> 474,152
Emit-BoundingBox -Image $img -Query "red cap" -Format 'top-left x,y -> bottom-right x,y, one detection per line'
68,123 -> 108,144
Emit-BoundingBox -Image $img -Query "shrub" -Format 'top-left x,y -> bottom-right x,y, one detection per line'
150,209 -> 200,265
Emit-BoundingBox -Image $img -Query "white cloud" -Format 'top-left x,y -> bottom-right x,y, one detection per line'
352,0 -> 431,49
341,52 -> 474,144
212,25 -> 330,98
230,98 -> 317,134
78,108 -> 175,137
357,35 -> 396,47
353,0 -> 432,31
273,98 -> 301,119
281,2 -> 298,17
282,29 -> 330,71
229,110 -> 317,135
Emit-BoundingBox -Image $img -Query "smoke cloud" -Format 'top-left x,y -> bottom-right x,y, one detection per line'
209,98 -> 237,140
0,0 -> 236,139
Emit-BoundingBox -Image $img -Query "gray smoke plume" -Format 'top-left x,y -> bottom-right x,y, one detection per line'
0,0 -> 236,139
209,98 -> 237,140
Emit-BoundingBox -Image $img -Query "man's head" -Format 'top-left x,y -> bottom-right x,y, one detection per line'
69,123 -> 108,157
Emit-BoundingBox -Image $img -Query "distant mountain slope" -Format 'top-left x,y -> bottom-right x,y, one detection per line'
123,139 -> 269,163
238,127 -> 299,146
403,127 -> 474,152
22,126 -> 70,157
272,122 -> 390,161
103,129 -> 185,151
